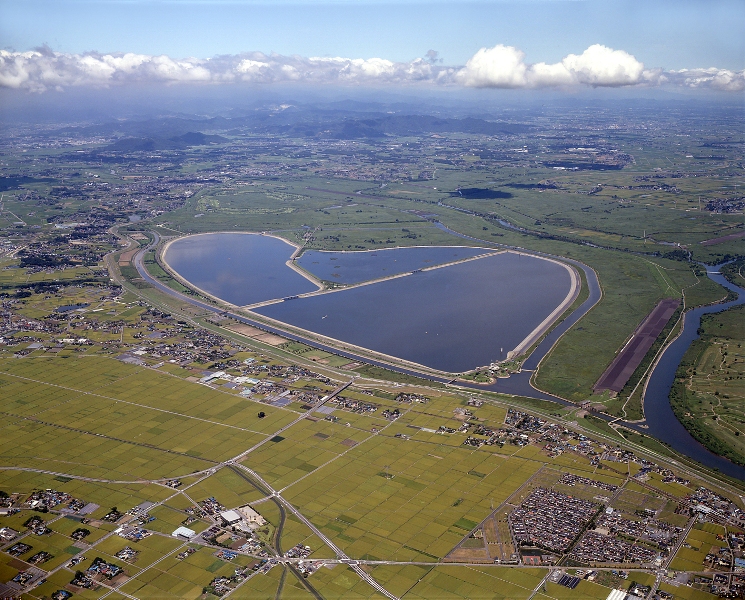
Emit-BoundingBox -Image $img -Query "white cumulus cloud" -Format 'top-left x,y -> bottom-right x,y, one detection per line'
457,44 -> 649,88
666,67 -> 745,92
561,44 -> 645,86
0,46 -> 741,93
455,45 -> 528,88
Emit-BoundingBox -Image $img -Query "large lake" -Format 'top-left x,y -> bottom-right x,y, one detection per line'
297,246 -> 488,284
258,252 -> 572,372
163,233 -> 319,306
164,233 -> 573,372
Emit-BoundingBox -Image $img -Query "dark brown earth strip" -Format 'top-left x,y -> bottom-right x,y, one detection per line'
593,298 -> 681,394
700,230 -> 745,246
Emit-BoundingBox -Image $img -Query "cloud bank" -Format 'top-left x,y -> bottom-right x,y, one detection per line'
0,44 -> 742,93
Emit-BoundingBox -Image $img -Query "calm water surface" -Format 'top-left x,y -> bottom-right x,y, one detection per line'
642,264 -> 745,480
257,252 -> 572,372
297,246 -> 488,284
164,233 -> 318,306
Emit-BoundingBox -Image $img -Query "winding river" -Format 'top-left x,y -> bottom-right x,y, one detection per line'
137,231 -> 745,479
640,264 -> 745,480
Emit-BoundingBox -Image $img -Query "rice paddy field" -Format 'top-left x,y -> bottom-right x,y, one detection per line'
0,271 -> 738,600
3,112 -> 743,598
0,348 -> 733,599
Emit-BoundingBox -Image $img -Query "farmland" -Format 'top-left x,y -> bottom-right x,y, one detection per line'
1,345 -> 744,599
1,97 -> 744,599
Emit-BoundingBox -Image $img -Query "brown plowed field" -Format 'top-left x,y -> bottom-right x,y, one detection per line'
594,298 -> 680,393
700,230 -> 745,246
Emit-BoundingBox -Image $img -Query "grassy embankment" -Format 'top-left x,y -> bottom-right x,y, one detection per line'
669,304 -> 745,466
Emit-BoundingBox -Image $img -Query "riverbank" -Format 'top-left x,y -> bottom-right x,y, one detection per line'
668,303 -> 745,467
641,264 -> 745,481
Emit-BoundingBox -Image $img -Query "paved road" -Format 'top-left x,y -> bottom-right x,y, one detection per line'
132,231 -> 599,403
130,229 -> 744,493
233,461 -> 398,599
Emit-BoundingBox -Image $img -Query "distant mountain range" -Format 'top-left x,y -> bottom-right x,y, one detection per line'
78,106 -> 534,150
265,115 -> 532,138
105,132 -> 229,151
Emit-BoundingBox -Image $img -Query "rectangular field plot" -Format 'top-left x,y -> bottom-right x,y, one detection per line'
21,567 -> 105,600
279,514 -> 336,560
367,564 -> 435,598
0,354 -> 298,434
303,564 -> 384,599
51,516 -> 112,545
143,505 -> 209,536
182,466 -> 269,509
540,578 -> 612,600
398,565 -> 548,599
639,473 -> 693,498
119,545 -> 250,600
0,354 -> 138,391
282,435 -> 541,561
0,418 -> 212,480
243,418 -> 373,490
92,533 -> 184,570
670,524 -> 727,572
611,488 -> 667,515
0,530 -> 81,571
226,567 -> 282,600
658,582 -> 718,600
0,355 -> 306,480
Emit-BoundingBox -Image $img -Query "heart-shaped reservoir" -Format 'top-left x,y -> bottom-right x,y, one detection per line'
164,232 -> 577,373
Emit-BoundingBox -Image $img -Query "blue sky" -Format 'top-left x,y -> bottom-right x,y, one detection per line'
1,0 -> 743,70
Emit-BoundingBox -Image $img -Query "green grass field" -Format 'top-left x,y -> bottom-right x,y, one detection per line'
0,348 -> 736,600
669,304 -> 745,466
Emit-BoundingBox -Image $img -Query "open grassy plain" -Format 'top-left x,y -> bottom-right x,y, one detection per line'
669,304 -> 745,466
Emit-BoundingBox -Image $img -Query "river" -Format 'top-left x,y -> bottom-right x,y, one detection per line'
143,230 -> 745,479
640,264 -> 745,480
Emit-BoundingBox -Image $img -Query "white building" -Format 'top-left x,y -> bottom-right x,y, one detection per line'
172,526 -> 196,539
220,510 -> 243,526
237,505 -> 266,527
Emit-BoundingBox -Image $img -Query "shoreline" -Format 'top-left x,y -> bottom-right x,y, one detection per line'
160,231 -> 580,374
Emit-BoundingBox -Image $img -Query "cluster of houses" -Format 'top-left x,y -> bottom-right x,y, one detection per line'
559,473 -> 619,492
570,530 -> 659,565
684,487 -> 745,527
509,488 -> 598,554
596,511 -> 683,556
329,395 -> 378,414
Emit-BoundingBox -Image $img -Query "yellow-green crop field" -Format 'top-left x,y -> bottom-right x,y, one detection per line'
0,353 -> 738,600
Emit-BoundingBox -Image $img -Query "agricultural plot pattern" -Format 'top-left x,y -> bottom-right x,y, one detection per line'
1,100 -> 744,599
1,326 -> 744,599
